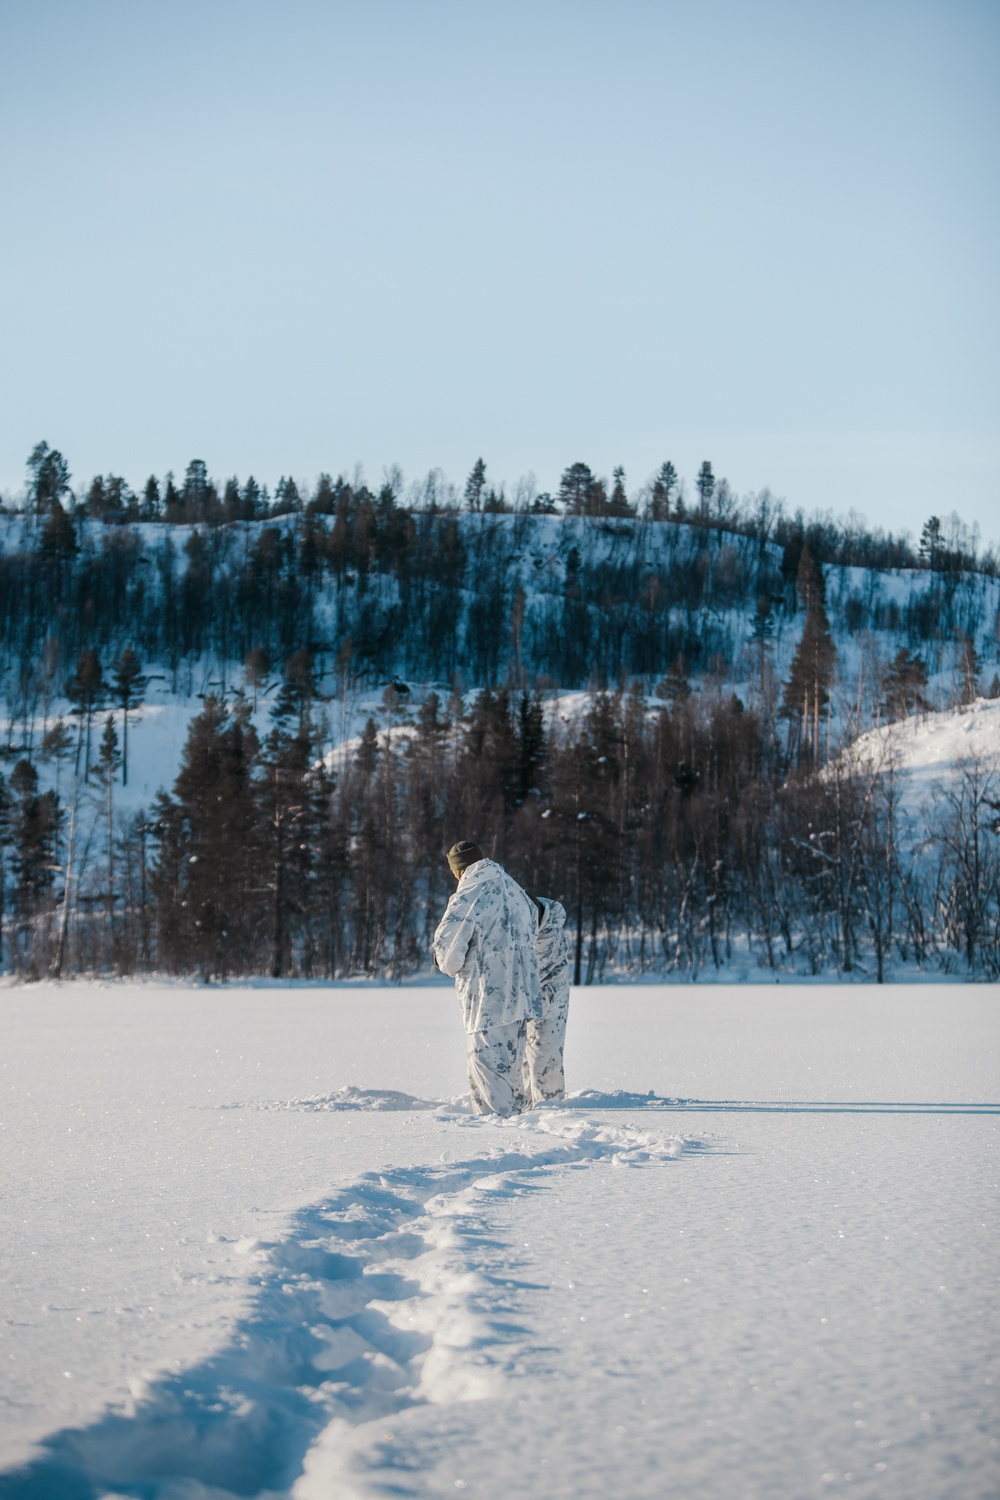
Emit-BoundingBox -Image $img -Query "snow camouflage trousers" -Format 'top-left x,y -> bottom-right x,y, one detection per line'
524,995 -> 569,1105
466,1020 -> 527,1117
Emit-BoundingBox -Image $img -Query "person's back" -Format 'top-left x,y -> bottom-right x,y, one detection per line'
525,896 -> 570,1103
433,843 -> 542,1115
434,857 -> 542,1033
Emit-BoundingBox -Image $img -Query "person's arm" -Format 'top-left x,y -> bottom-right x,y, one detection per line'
433,890 -> 478,977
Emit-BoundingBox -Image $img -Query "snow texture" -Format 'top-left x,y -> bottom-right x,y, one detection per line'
844,696 -> 1000,810
1,982 -> 997,1499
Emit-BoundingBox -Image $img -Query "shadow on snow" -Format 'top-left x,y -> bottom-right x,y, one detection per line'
0,1113 -> 696,1499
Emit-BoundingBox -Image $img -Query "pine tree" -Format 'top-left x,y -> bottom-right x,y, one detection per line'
27,442 -> 71,513
795,542 -> 826,614
91,715 -> 122,947
141,476 -> 161,520
558,462 -> 595,514
649,462 -> 677,521
750,595 -> 776,701
882,649 -> 928,721
609,467 -> 631,516
162,472 -> 182,522
271,649 -> 317,734
39,502 -> 77,567
244,646 -> 271,713
780,586 -> 837,762
111,646 -> 148,787
181,459 -> 211,519
919,516 -> 942,570
273,476 -> 302,515
560,547 -> 590,684
511,586 -> 527,685
464,458 -> 487,512
695,461 -> 715,521
957,635 -> 981,706
65,649 -> 105,777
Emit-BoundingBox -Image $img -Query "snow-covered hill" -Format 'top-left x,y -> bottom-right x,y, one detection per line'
2,512 -> 999,983
844,698 -> 1000,811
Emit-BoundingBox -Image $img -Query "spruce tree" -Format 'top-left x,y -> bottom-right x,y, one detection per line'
150,697 -> 260,977
39,502 -> 77,568
258,726 -> 314,978
516,692 -> 546,804
656,656 -> 692,706
355,717 -> 380,777
10,759 -> 61,922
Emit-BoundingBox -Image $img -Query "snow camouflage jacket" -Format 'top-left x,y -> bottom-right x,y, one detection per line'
433,859 -> 543,1033
535,897 -> 570,1013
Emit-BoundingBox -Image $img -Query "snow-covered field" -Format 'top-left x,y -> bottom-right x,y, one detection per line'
1,982 -> 997,1499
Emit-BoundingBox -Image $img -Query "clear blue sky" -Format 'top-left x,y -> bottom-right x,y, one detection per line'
1,0 -> 997,539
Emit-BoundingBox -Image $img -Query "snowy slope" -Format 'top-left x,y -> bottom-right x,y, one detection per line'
1,982 -> 997,1499
3,509 -> 999,824
843,698 -> 1000,808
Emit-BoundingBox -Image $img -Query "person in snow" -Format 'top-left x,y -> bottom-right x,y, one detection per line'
433,841 -> 543,1117
524,896 -> 571,1104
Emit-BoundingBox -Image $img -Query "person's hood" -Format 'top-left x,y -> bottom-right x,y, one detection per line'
455,857 -> 503,892
536,896 -> 567,932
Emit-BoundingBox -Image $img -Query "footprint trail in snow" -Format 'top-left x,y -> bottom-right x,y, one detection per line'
0,1100 -> 702,1500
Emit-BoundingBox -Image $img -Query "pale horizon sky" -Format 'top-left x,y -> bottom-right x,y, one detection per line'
1,0 -> 997,542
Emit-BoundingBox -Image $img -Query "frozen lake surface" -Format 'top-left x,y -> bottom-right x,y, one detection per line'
1,982 -> 997,1499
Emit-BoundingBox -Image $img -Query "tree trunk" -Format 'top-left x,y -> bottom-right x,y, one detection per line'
52,791 -> 77,979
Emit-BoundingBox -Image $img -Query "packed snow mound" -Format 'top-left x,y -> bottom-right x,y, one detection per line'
231,1085 -> 448,1112
844,697 -> 1000,805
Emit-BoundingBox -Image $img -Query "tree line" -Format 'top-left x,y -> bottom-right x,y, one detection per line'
14,443 -> 995,576
3,450 -> 997,742
1,670 -> 998,983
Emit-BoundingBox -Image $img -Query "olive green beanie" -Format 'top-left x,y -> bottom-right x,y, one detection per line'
447,841 -> 486,878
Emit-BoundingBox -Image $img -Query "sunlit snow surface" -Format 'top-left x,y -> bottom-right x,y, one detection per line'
1,983 -> 997,1499
843,696 -> 1000,809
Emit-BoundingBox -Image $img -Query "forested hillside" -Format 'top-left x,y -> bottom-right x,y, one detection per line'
2,446 -> 999,982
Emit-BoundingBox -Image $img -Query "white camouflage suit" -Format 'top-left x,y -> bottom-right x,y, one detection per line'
433,858 -> 543,1116
524,897 -> 571,1104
